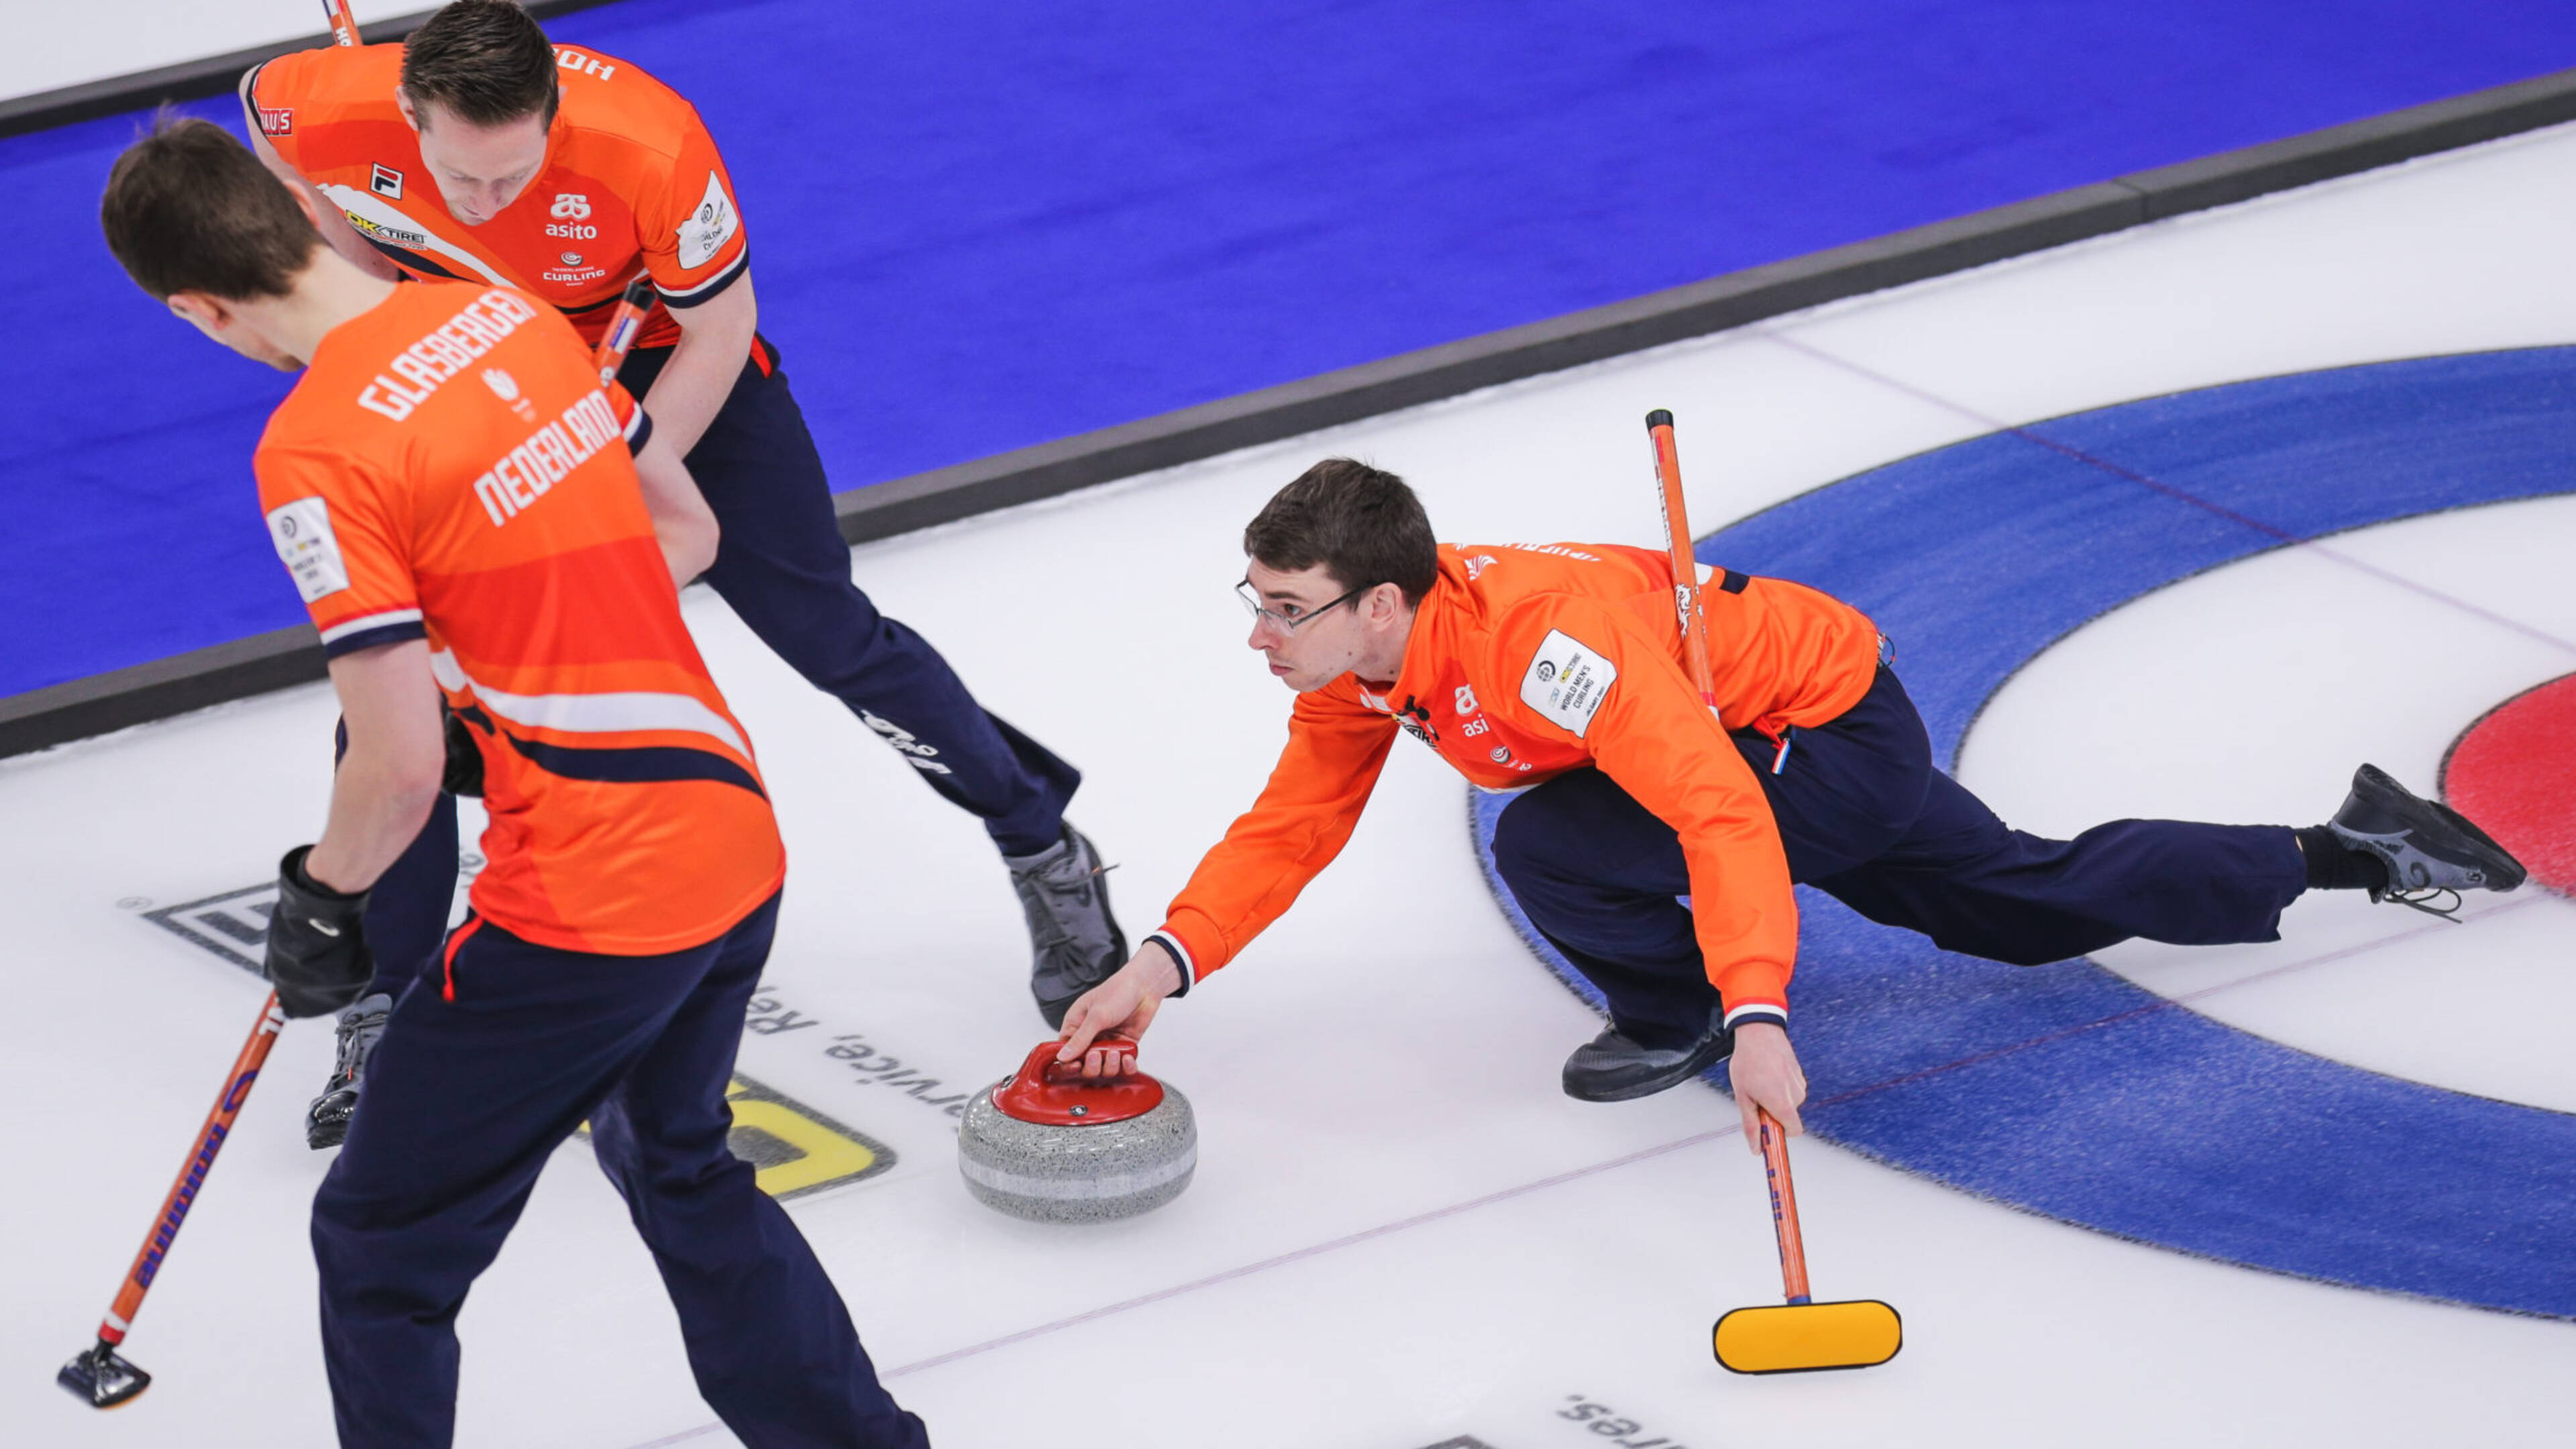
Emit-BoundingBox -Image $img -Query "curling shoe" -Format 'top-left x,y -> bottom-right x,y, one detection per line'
2327,763 -> 2526,919
1563,1010 -> 1734,1103
1007,824 -> 1129,1029
305,991 -> 390,1150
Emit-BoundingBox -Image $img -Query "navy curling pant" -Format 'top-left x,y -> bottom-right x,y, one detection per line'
312,895 -> 928,1448
1488,667 -> 2311,1048
360,337 -> 1081,1001
621,340 -> 1077,855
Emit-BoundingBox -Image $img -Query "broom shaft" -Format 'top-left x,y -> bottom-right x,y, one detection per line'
1759,1110 -> 1814,1303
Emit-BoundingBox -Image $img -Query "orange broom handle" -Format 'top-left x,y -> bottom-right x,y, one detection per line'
593,274 -> 658,386
1758,1109 -> 1815,1305
1651,413 -> 1815,1305
1646,410 -> 1721,716
323,0 -> 361,48
95,994 -> 287,1346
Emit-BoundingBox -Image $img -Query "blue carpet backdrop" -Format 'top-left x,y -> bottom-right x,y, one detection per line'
10,1 -> 2576,696
1472,347 -> 2576,1317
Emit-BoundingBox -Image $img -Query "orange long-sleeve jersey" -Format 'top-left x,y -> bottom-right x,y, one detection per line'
1148,543 -> 1882,1025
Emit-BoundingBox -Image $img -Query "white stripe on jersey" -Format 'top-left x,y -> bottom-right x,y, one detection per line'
430,649 -> 749,757
318,607 -> 425,645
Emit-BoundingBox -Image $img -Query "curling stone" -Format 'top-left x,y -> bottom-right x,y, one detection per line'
958,1039 -> 1195,1223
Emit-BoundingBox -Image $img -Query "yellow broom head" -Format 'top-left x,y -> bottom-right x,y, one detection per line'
1713,1299 -> 1902,1374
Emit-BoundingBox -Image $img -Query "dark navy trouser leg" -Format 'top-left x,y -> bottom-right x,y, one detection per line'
362,342 -> 1086,996
1491,769 -> 1718,1049
621,343 -> 1077,855
355,792 -> 455,1004
333,713 -> 455,1004
1490,667 -> 2310,1038
312,897 -> 926,1448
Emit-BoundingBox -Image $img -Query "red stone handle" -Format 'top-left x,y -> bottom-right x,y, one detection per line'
993,1036 -> 1163,1126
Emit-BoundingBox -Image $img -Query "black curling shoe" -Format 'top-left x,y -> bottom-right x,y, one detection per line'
1562,1012 -> 1735,1102
2328,763 -> 2527,919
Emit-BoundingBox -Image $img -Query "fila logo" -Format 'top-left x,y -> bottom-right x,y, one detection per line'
370,163 -> 403,199
551,193 -> 592,221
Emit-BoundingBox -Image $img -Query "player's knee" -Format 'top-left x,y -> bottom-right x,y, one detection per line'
1489,797 -> 1566,886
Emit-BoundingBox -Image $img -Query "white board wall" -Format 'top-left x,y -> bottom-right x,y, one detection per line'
6,0 -> 422,108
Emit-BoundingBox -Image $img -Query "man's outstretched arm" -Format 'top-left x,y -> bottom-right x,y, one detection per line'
1056,690 -> 1400,1070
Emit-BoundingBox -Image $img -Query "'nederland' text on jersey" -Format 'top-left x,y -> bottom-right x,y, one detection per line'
472,389 -> 635,527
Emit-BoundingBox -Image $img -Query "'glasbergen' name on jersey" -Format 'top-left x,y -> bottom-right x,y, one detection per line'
356,288 -> 541,421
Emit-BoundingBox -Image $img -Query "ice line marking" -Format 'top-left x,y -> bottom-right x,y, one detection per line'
1760,330 -> 2576,660
614,900 -> 2542,1447
882,1124 -> 1741,1379
623,1427 -> 726,1448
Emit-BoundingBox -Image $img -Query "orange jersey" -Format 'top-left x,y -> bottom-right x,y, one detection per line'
1152,543 -> 1882,1022
249,41 -> 748,350
255,279 -> 783,955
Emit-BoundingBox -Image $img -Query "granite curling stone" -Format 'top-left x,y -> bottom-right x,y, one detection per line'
958,1039 -> 1196,1224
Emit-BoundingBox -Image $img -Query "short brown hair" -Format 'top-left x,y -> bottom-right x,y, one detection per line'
401,0 -> 560,129
1244,459 -> 1441,607
100,115 -> 321,302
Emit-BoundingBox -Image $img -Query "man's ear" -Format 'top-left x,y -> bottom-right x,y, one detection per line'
394,87 -> 423,134
166,291 -> 231,332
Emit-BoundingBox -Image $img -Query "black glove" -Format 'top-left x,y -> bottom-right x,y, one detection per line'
264,845 -> 375,1019
441,706 -> 486,798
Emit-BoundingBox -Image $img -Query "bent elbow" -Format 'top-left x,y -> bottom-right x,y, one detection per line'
672,513 -> 719,585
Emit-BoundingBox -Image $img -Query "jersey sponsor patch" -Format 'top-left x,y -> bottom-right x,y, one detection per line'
266,496 -> 351,602
1519,629 -> 1617,737
370,163 -> 403,200
256,105 -> 292,136
676,170 -> 739,269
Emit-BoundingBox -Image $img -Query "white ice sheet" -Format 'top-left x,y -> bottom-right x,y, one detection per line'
8,121 -> 2575,1449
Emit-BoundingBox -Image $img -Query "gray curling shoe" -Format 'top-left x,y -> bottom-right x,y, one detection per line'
306,991 -> 391,1150
1006,824 -> 1129,1029
1562,1012 -> 1735,1103
2328,763 -> 2526,919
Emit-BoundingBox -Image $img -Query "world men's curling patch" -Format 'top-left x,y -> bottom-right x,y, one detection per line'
676,171 -> 739,270
1519,629 -> 1616,736
264,496 -> 350,602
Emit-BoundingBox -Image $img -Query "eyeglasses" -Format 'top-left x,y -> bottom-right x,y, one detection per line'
1237,577 -> 1370,633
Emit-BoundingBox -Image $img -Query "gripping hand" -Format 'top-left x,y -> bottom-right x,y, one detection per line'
265,845 -> 376,1018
